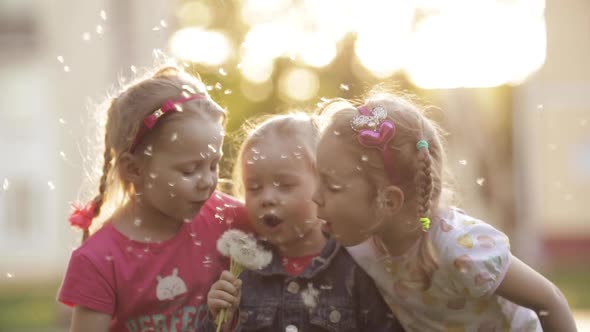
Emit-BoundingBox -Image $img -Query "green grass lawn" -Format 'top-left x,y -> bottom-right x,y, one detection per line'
546,266 -> 590,310
0,279 -> 66,330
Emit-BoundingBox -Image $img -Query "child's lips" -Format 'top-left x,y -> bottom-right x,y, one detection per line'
261,214 -> 283,228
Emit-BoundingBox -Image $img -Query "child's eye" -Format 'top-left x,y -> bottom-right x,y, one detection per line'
246,183 -> 261,192
181,167 -> 197,176
327,183 -> 343,192
277,182 -> 296,189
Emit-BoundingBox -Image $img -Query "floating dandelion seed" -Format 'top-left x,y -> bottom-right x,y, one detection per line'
100,10 -> 107,20
59,151 -> 66,159
208,144 -> 217,153
218,68 -> 227,76
160,20 -> 167,28
149,172 -> 158,179
170,132 -> 178,141
6,273 -> 14,278
152,48 -> 164,58
301,283 -> 320,309
224,89 -> 232,95
144,145 -> 153,156
134,218 -> 142,226
339,84 -> 349,91
2,179 -> 9,191
215,82 -> 222,90
57,56 -> 64,63
63,66 -> 70,72
82,32 -> 91,41
130,65 -> 137,73
476,178 -> 485,186
361,155 -> 368,162
58,118 -> 66,124
459,160 -> 467,165
96,25 -> 104,34
333,130 -> 341,136
48,181 -> 56,190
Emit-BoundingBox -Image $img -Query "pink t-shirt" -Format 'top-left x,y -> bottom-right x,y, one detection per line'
58,192 -> 249,332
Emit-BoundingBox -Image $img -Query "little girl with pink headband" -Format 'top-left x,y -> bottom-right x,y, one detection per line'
58,66 -> 250,332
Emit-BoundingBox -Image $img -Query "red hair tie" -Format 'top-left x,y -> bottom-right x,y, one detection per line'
69,200 -> 97,230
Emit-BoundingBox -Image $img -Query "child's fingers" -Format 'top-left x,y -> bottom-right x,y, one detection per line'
219,270 -> 239,284
233,278 -> 242,289
207,298 -> 233,316
208,289 -> 239,307
213,279 -> 239,296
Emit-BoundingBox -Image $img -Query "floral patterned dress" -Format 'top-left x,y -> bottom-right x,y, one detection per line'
347,208 -> 541,332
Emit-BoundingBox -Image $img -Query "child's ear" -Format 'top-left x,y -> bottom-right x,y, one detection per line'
381,185 -> 404,214
119,152 -> 143,184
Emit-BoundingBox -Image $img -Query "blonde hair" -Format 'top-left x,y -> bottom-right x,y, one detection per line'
320,91 -> 452,290
83,66 -> 225,241
232,112 -> 320,199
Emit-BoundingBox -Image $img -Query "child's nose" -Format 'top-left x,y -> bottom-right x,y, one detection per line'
312,189 -> 323,207
196,171 -> 215,190
261,187 -> 278,207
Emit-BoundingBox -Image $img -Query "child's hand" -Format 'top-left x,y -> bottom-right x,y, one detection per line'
207,270 -> 242,318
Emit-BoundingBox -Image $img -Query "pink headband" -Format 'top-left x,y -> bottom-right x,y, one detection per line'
129,94 -> 205,152
351,105 -> 399,184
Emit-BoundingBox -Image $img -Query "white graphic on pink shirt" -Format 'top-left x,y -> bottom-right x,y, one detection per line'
156,268 -> 187,301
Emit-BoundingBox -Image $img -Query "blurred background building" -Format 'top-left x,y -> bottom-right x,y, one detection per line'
0,0 -> 588,330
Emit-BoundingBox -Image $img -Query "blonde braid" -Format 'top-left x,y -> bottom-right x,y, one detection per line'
415,141 -> 433,230
82,107 -> 114,243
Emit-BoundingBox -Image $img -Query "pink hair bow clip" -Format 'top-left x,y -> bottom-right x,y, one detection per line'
351,106 -> 396,149
69,200 -> 97,230
351,105 -> 399,184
